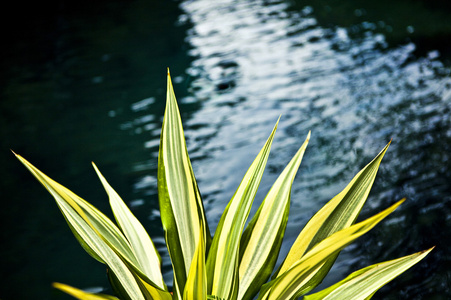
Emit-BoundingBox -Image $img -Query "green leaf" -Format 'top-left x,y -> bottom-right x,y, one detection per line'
258,199 -> 404,300
53,282 -> 119,300
237,131 -> 311,300
183,222 -> 207,300
107,268 -> 133,300
15,154 -> 145,300
206,119 -> 279,300
106,261 -> 172,300
134,276 -> 173,300
304,247 -> 434,300
93,163 -> 166,290
158,70 -> 211,300
274,142 -> 391,295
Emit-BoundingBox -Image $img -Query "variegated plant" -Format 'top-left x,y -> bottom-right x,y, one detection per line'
15,71 -> 433,300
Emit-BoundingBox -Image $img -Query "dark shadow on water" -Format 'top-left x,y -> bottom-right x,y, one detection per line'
1,0 -> 193,299
288,0 -> 451,62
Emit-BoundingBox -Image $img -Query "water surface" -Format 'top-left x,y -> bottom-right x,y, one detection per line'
173,0 -> 450,298
1,0 -> 450,299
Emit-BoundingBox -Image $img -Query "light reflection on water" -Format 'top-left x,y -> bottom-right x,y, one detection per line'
129,0 -> 450,298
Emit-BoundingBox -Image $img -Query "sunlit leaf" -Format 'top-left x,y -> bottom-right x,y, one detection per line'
15,154 -> 145,300
274,142 -> 391,295
93,163 -> 166,290
206,119 -> 279,300
158,70 -> 211,300
183,223 -> 207,300
258,199 -> 404,300
107,268 -> 133,300
304,247 -> 434,300
238,131 -> 310,300
106,266 -> 172,300
53,283 -> 119,300
135,275 -> 173,300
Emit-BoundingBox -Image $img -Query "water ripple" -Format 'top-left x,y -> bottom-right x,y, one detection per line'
173,0 -> 451,297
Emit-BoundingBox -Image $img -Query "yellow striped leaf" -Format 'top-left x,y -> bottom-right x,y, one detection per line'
183,222 -> 207,300
274,142 -> 391,295
259,199 -> 404,300
15,154 -> 146,300
53,283 -> 119,300
206,119 -> 279,300
304,247 -> 434,300
93,163 -> 165,290
158,70 -> 211,300
237,131 -> 310,300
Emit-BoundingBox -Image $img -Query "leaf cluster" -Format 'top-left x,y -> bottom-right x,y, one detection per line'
15,71 -> 433,300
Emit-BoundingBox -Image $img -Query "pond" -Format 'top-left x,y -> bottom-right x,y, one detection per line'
1,0 -> 450,299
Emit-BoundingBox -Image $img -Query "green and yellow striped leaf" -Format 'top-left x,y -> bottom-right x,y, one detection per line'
206,119 -> 279,300
93,163 -> 165,290
304,247 -> 434,300
15,154 -> 146,300
237,131 -> 311,300
158,70 -> 211,300
258,199 -> 404,300
183,223 -> 207,300
274,142 -> 391,295
53,283 -> 119,300
135,275 -> 173,300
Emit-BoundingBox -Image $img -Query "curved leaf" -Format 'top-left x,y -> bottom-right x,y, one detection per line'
206,119 -> 279,300
274,142 -> 391,295
15,154 -> 145,300
259,199 -> 404,300
53,283 -> 119,300
93,163 -> 165,290
238,131 -> 310,300
158,70 -> 211,299
304,247 -> 434,300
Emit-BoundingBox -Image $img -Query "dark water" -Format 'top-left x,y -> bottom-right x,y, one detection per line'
1,0 -> 450,299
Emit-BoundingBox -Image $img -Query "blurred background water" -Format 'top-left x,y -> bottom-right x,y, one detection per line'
1,0 -> 450,299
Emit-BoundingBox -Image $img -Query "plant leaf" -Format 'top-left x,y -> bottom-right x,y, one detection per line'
237,131 -> 310,300
258,199 -> 404,300
106,264 -> 172,300
53,283 -> 119,300
15,154 -> 146,300
158,70 -> 211,299
183,222 -> 207,300
93,163 -> 166,290
135,275 -> 173,300
206,119 -> 279,300
107,268 -> 133,300
274,142 -> 391,295
304,247 -> 434,300
14,155 -> 137,264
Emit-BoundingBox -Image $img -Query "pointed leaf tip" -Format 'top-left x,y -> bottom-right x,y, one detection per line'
237,129 -> 310,300
207,121 -> 278,299
304,246 -> 434,300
